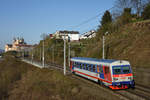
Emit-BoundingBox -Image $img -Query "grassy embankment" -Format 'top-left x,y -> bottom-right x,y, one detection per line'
0,55 -> 116,100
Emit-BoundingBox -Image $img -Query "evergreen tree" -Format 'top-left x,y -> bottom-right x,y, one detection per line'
142,3 -> 150,20
101,10 -> 112,26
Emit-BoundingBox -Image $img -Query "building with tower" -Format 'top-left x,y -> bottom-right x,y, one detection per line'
5,37 -> 33,52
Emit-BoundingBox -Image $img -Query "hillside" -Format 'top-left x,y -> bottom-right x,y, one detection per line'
81,20 -> 150,67
31,20 -> 150,68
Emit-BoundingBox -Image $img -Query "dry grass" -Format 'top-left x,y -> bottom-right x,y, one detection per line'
0,56 -> 36,99
0,56 -> 119,100
9,68 -> 110,100
81,20 -> 150,67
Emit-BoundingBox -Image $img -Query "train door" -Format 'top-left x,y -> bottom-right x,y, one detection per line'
70,61 -> 73,70
98,65 -> 104,79
70,61 -> 74,72
103,66 -> 112,81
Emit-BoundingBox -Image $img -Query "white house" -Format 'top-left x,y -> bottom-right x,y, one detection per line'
53,30 -> 79,41
80,30 -> 96,39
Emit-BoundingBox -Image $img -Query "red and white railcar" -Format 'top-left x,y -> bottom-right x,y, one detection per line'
70,57 -> 135,90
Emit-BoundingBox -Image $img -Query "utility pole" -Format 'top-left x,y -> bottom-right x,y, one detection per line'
102,32 -> 108,59
31,49 -> 33,64
102,35 -> 105,59
22,50 -> 24,59
53,45 -> 54,63
68,36 -> 71,67
42,39 -> 45,68
40,47 -> 41,61
22,51 -> 24,59
64,32 -> 66,75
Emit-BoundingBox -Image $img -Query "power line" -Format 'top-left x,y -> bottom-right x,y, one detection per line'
71,6 -> 115,29
80,25 -> 99,34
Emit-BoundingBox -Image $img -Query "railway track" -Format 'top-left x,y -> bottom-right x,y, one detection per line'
126,84 -> 150,100
72,75 -> 150,100
22,58 -> 150,100
71,74 -> 132,100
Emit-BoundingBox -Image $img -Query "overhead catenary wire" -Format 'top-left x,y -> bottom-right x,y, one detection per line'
79,25 -> 99,34
71,6 -> 115,30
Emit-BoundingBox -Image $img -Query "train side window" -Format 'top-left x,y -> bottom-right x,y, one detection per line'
80,63 -> 82,69
76,62 -> 78,68
90,65 -> 93,72
73,62 -> 74,67
83,64 -> 86,69
79,63 -> 81,69
97,65 -> 100,73
78,63 -> 81,68
93,65 -> 96,72
89,65 -> 92,71
96,65 -> 98,72
76,62 -> 78,67
82,63 -> 84,69
86,64 -> 88,70
77,63 -> 79,68
100,65 -> 103,73
84,64 -> 86,70
74,62 -> 76,67
84,64 -> 86,69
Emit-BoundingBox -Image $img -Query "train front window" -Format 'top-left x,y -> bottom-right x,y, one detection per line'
113,66 -> 131,74
113,67 -> 121,74
123,66 -> 130,74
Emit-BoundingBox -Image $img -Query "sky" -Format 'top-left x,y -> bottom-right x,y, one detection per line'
0,0 -> 115,49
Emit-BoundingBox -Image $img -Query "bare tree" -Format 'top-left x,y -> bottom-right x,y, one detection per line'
115,0 -> 150,17
115,0 -> 132,12
113,0 -> 132,19
115,0 -> 132,8
40,33 -> 48,40
131,0 -> 142,17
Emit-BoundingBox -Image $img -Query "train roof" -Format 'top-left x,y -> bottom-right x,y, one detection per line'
71,57 -> 116,63
71,57 -> 130,66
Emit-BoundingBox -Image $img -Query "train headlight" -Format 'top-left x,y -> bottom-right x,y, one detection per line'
128,77 -> 133,80
113,77 -> 118,81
